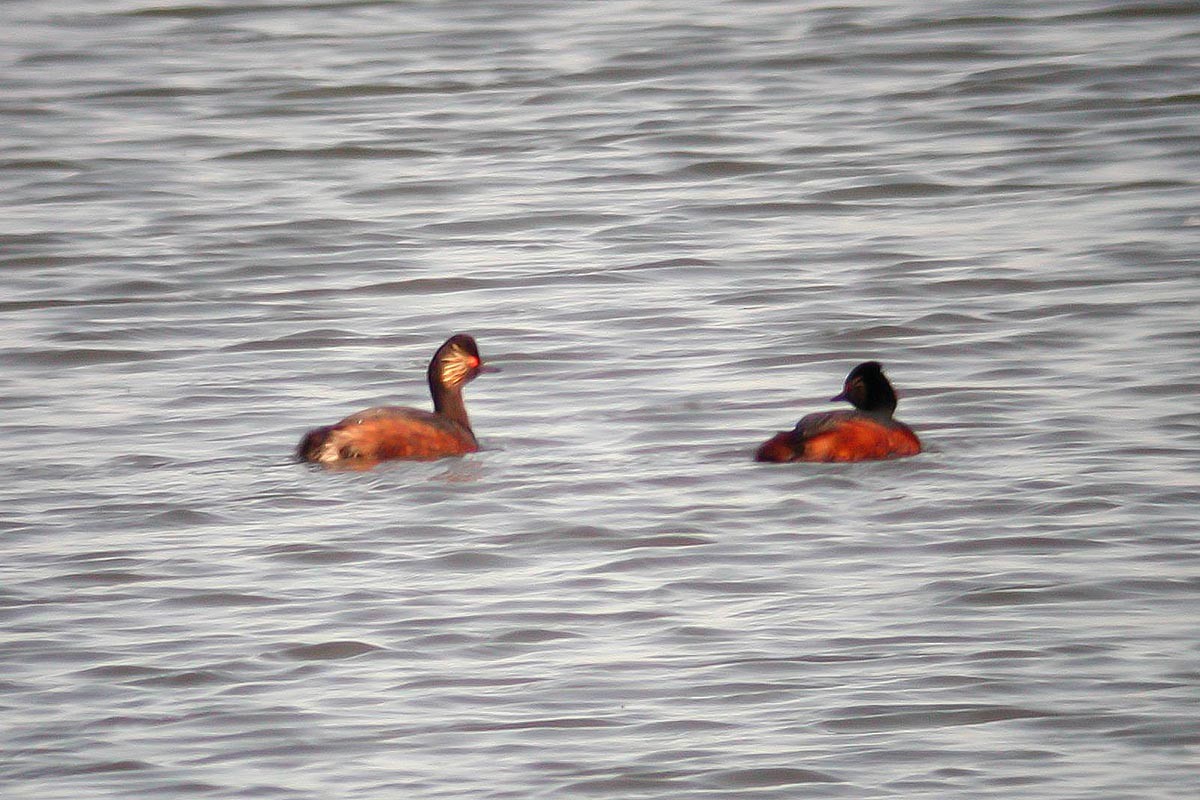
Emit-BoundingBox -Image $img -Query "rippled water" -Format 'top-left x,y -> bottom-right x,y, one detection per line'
2,1 -> 1198,798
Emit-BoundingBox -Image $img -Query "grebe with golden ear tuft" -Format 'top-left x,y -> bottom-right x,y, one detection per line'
297,334 -> 494,466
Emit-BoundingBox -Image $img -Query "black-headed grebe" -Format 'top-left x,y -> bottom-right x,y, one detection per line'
297,334 -> 493,466
755,361 -> 921,463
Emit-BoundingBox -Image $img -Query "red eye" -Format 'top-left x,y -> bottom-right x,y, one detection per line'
467,355 -> 480,368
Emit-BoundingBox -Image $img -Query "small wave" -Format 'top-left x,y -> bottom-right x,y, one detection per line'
277,641 -> 382,661
162,592 -> 279,607
258,543 -> 371,564
495,628 -> 579,644
213,145 -> 434,161
823,704 -> 1059,732
711,767 -> 841,787
813,180 -> 961,201
0,348 -> 159,367
952,583 -> 1124,606
676,160 -> 784,178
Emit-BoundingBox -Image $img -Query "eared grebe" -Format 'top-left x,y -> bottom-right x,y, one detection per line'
297,334 -> 493,466
755,361 -> 921,463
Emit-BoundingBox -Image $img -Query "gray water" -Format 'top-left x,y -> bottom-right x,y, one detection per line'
2,1 -> 1198,798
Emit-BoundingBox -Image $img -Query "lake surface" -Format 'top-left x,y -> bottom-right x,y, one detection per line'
2,1 -> 1198,798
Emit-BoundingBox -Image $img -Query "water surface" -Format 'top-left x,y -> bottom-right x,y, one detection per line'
2,1 -> 1198,798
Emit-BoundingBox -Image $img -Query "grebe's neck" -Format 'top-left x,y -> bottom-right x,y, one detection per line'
425,334 -> 483,436
865,390 -> 897,418
431,379 -> 472,433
